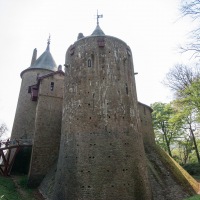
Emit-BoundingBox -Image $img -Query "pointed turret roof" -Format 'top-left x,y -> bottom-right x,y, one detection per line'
30,38 -> 57,71
91,24 -> 105,36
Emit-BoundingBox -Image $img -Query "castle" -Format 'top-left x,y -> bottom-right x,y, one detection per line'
10,19 -> 199,199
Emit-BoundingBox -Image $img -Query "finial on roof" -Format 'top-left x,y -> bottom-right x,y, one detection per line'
46,34 -> 51,51
91,10 -> 105,36
96,10 -> 103,26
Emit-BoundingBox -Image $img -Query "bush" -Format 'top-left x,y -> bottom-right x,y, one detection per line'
182,163 -> 200,176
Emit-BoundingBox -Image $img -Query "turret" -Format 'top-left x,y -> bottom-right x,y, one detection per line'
11,38 -> 57,140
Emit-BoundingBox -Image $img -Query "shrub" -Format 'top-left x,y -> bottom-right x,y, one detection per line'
182,163 -> 200,176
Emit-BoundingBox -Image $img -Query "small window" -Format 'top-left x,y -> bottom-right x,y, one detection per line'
88,59 -> 92,67
97,38 -> 105,47
125,83 -> 128,95
50,82 -> 54,91
28,86 -> 31,93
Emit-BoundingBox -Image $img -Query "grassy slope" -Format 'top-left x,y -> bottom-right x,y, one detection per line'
184,195 -> 200,200
0,176 -> 21,200
155,146 -> 200,194
0,176 -> 41,200
154,146 -> 200,200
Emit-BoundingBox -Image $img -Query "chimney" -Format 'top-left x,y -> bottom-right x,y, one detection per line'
30,48 -> 37,67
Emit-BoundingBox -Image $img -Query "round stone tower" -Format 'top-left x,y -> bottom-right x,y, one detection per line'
53,24 -> 152,200
11,40 -> 57,140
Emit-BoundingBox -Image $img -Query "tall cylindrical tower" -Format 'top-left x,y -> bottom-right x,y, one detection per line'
11,41 -> 57,140
53,25 -> 152,199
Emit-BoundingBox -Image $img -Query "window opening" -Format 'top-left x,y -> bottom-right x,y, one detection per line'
88,59 -> 92,67
51,82 -> 54,91
125,83 -> 128,94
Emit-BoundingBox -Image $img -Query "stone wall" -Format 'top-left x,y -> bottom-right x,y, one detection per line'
138,102 -> 155,147
53,36 -> 152,200
28,73 -> 64,187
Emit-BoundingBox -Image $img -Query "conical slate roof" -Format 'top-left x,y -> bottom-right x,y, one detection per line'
30,42 -> 57,71
91,24 -> 105,36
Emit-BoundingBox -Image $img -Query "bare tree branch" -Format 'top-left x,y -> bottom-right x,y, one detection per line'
0,123 -> 8,138
180,0 -> 200,56
163,64 -> 200,97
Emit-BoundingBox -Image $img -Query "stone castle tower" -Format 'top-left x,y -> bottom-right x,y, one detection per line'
52,23 -> 152,199
10,19 -> 199,200
11,39 -> 58,140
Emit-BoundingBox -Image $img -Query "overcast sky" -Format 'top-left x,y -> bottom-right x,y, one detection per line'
0,0 -> 195,137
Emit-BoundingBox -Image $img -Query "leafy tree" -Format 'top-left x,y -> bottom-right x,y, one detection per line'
173,99 -> 200,163
179,79 -> 200,115
176,138 -> 193,164
151,102 -> 181,157
164,63 -> 200,163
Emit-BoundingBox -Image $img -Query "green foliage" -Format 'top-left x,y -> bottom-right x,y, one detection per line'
184,195 -> 200,200
152,99 -> 200,164
18,176 -> 28,188
179,79 -> 200,118
182,163 -> 200,176
151,102 -> 182,156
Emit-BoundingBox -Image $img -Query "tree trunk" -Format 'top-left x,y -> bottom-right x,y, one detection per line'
164,133 -> 172,157
189,128 -> 200,163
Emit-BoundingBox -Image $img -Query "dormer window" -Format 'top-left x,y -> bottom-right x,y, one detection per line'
97,38 -> 105,47
28,84 -> 38,101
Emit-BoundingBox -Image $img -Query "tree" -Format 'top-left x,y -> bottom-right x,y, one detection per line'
151,102 -> 181,157
173,97 -> 200,163
180,0 -> 200,57
163,64 -> 200,97
180,79 -> 200,114
0,123 -> 8,139
164,63 -> 200,163
176,138 -> 193,164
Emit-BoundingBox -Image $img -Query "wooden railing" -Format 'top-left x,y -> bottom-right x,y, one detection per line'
0,139 -> 32,176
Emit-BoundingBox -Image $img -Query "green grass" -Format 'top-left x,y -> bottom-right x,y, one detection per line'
0,176 -> 21,200
0,175 -> 39,200
184,195 -> 200,200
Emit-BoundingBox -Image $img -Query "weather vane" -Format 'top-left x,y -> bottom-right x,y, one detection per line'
47,34 -> 51,45
96,10 -> 103,25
